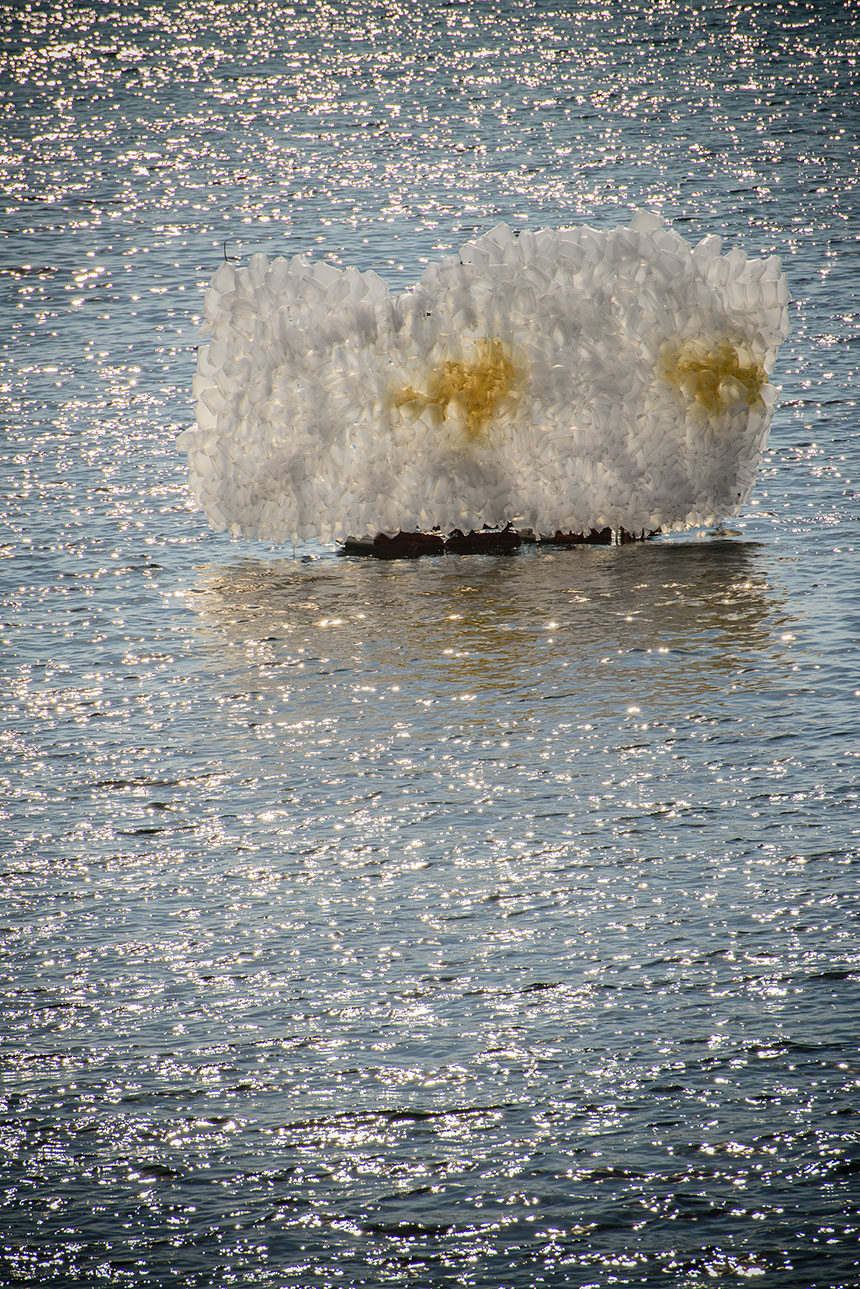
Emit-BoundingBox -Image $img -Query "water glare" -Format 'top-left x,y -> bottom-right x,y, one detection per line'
2,1 -> 859,1285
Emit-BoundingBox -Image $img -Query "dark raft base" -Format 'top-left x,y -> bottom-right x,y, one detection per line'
340,526 -> 659,558
341,531 -> 446,559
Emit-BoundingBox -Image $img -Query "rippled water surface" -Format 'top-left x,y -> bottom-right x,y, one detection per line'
2,1 -> 859,1285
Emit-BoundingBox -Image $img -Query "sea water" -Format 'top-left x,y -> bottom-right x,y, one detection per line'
1,1 -> 859,1285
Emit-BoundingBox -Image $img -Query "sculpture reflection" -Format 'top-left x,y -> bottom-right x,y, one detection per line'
186,540 -> 789,720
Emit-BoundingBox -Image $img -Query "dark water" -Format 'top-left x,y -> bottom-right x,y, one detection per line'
2,1 -> 859,1285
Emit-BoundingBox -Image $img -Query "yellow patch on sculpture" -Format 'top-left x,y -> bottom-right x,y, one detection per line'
394,339 -> 520,441
661,337 -> 766,420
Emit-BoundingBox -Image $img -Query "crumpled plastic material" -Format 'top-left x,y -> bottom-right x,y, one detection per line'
178,212 -> 790,545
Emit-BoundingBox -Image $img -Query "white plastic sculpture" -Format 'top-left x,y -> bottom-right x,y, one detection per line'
179,212 -> 789,548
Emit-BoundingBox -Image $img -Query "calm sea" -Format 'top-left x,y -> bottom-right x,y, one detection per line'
2,1 -> 859,1285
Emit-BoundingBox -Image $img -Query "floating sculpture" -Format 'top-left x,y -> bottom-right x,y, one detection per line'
179,212 -> 789,550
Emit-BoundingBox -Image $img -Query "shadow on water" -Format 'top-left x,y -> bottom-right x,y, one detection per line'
184,537 -> 791,718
